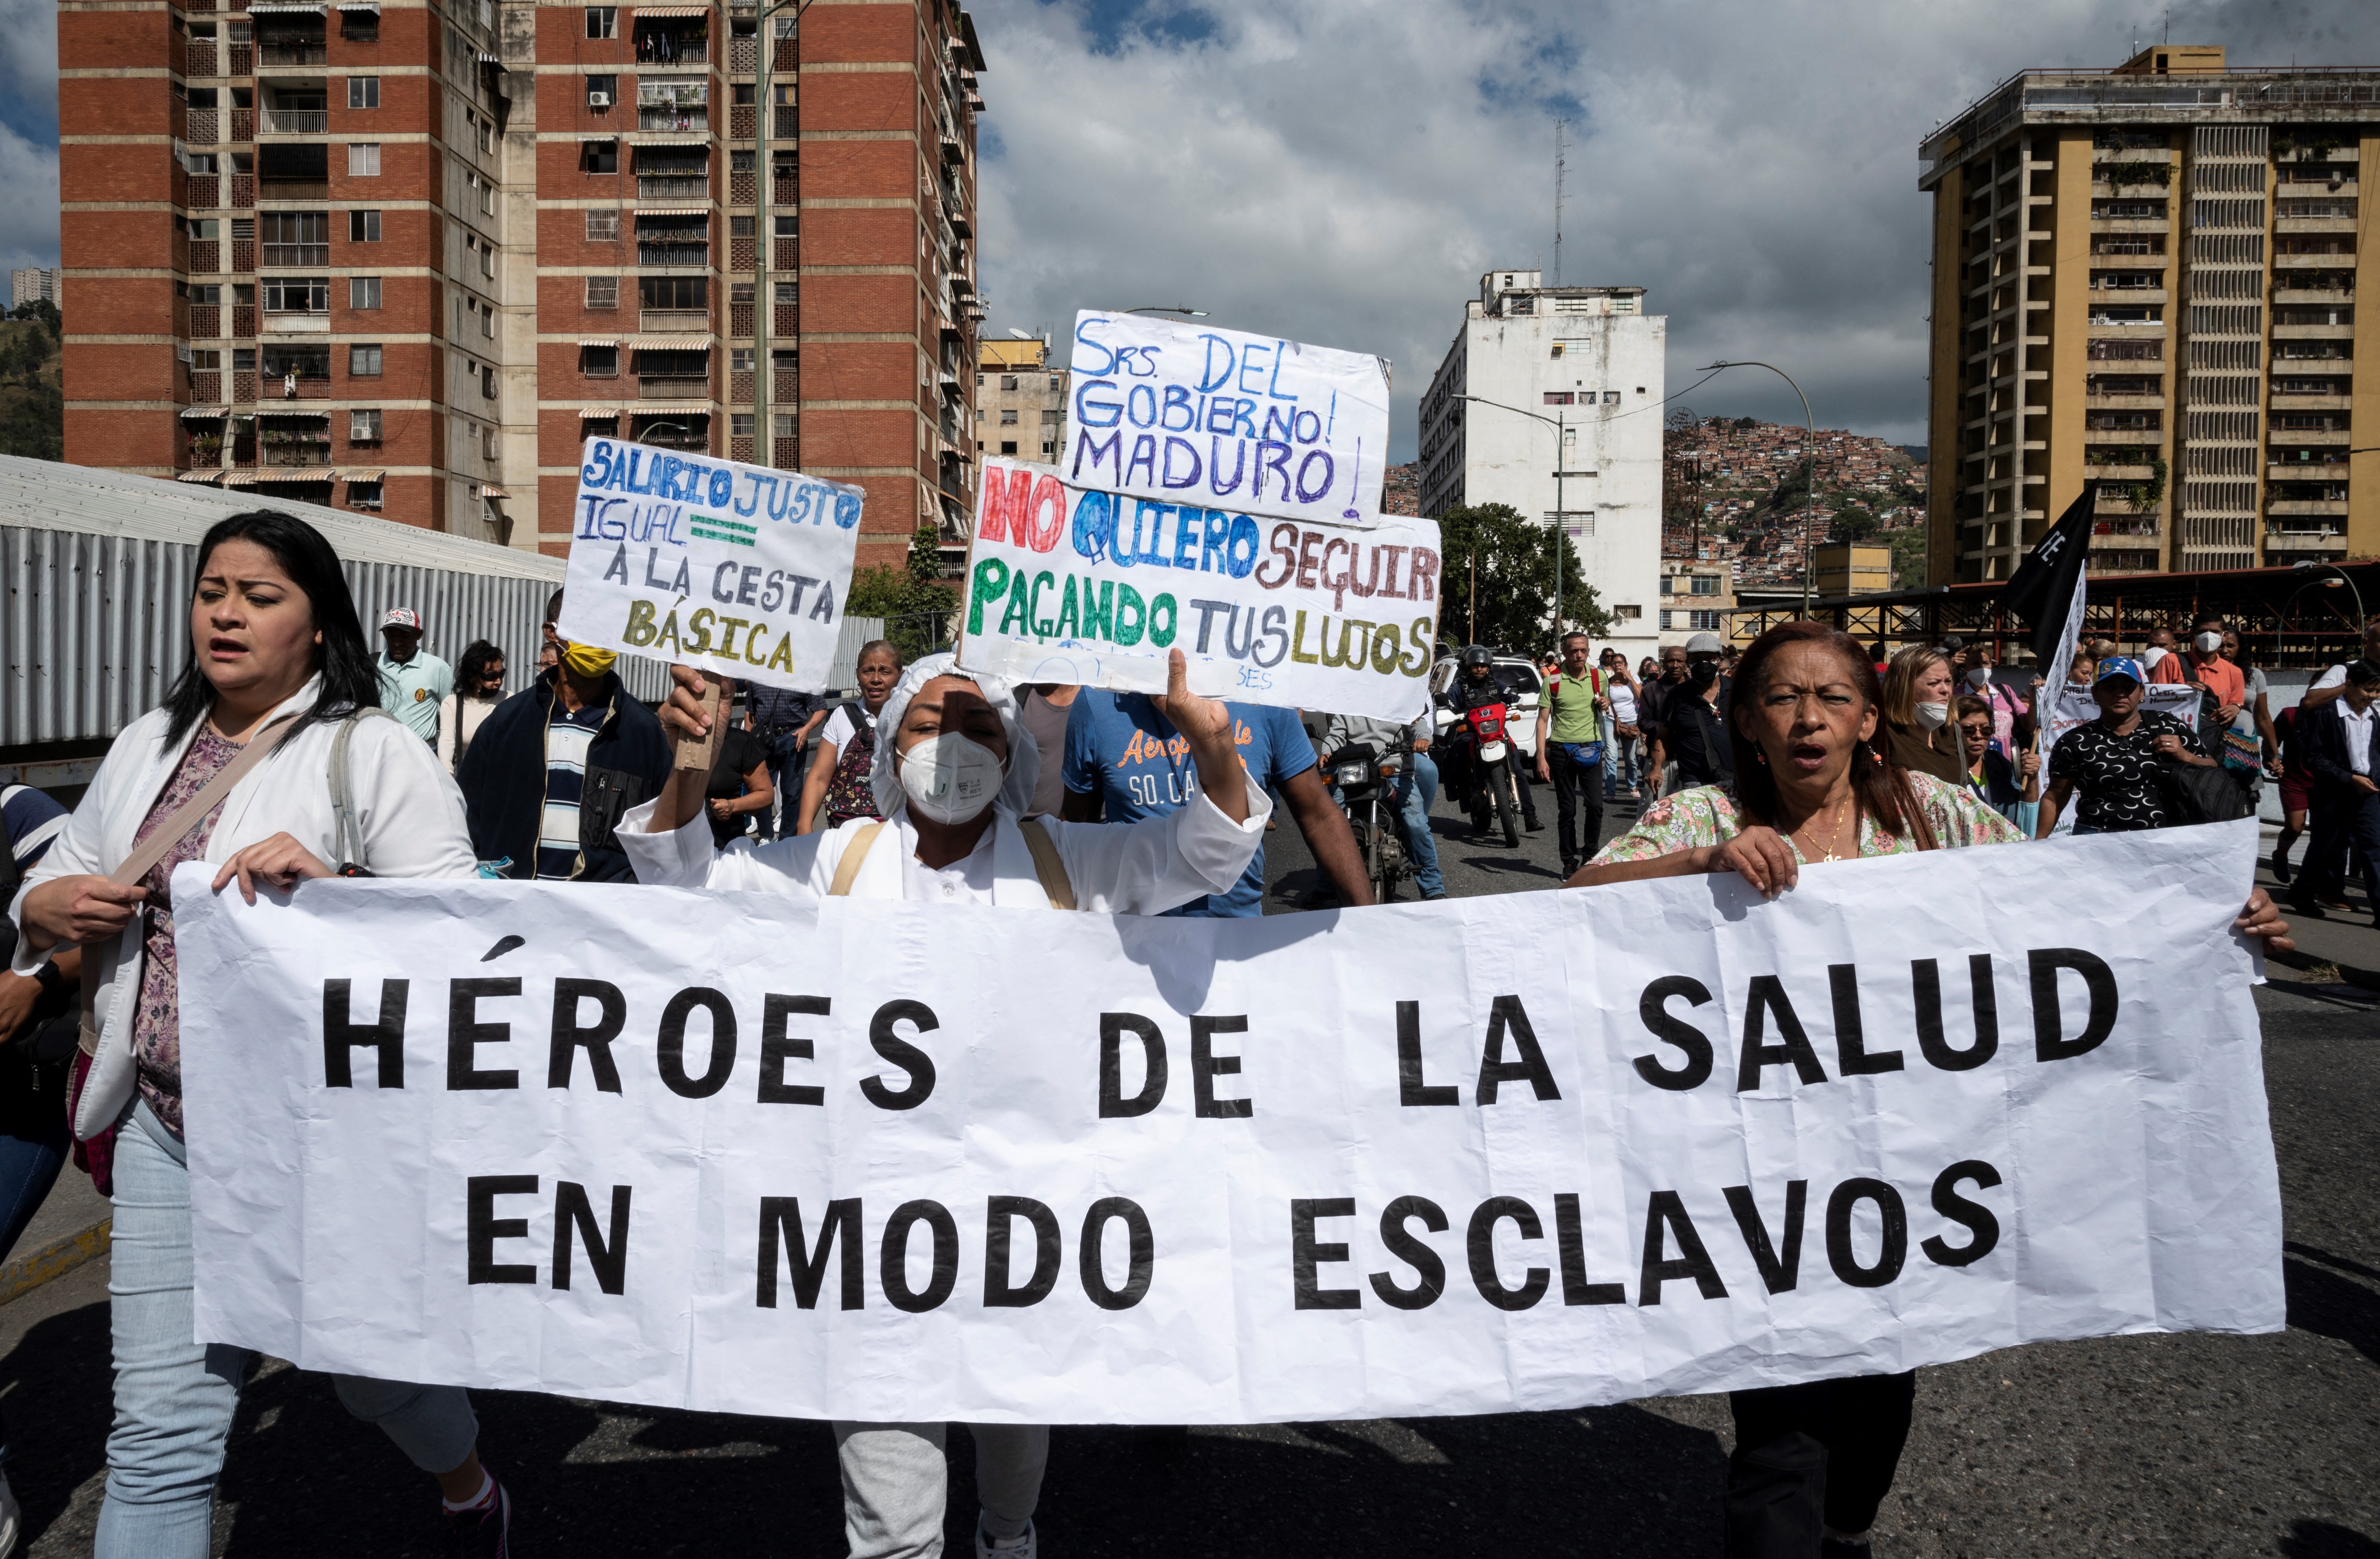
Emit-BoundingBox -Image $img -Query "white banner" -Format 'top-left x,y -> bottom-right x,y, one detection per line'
1061,311 -> 1393,527
956,456 -> 1440,720
556,437 -> 866,691
176,821 -> 2280,1425
2046,683 -> 2203,750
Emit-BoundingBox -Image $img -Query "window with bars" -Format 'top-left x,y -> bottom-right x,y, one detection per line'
586,276 -> 618,308
586,209 -> 619,242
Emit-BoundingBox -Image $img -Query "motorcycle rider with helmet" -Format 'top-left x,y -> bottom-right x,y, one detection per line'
1443,646 -> 1545,837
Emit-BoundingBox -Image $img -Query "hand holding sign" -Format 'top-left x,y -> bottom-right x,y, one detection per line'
652,663 -> 733,833
1150,647 -> 1251,824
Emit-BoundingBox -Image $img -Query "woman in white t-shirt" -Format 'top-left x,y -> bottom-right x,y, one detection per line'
1599,648 -> 1643,800
433,639 -> 505,775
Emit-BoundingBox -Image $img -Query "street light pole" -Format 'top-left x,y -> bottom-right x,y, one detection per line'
1455,393 -> 1572,638
753,0 -> 821,471
1699,360 -> 1817,616
2292,560 -> 2368,638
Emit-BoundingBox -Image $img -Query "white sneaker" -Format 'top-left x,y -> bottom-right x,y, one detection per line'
975,1517 -> 1036,1559
0,1468 -> 21,1558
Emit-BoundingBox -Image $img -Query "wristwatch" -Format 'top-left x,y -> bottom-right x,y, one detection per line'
32,961 -> 64,1000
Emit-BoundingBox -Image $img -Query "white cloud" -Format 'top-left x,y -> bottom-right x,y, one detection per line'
973,0 -> 2379,458
0,0 -> 59,274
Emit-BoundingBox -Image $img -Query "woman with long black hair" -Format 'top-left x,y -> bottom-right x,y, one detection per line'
10,512 -> 515,1557
1569,621 -> 2289,1559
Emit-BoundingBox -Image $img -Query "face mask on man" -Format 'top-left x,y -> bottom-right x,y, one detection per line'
1915,701 -> 1950,731
560,642 -> 617,678
899,733 -> 1004,825
1688,660 -> 1719,690
1964,667 -> 1990,688
2194,631 -> 2223,655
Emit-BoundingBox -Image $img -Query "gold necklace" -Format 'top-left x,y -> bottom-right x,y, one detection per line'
1795,794 -> 1855,863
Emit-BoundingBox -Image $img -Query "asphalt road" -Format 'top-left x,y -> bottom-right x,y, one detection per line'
1,785 -> 2373,1556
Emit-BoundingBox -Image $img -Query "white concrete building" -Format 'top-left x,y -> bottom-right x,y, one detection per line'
1417,270 -> 1664,660
9,268 -> 57,310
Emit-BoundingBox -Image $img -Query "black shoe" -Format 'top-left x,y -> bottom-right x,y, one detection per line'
2287,894 -> 2326,920
441,1476 -> 510,1559
1524,817 -> 1545,832
2270,845 -> 2292,885
1422,891 -> 1448,902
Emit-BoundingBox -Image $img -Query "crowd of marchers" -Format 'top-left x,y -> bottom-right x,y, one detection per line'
0,507 -> 2346,1559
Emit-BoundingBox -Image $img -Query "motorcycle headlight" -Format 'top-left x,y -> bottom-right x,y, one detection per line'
1335,762 -> 1369,787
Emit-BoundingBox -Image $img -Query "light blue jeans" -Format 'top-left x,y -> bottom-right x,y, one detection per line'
835,1421 -> 1048,1559
1395,753 -> 1444,898
97,1103 -> 480,1559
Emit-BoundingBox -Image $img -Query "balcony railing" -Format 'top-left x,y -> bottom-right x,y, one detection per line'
189,305 -> 222,336
637,111 -> 709,134
261,108 -> 328,134
638,375 -> 711,400
261,445 -> 334,466
261,243 -> 328,266
188,109 -> 220,143
639,308 -> 710,333
634,42 -> 707,64
259,181 -> 328,202
256,42 -> 327,66
638,244 -> 710,267
265,376 -> 334,400
637,175 -> 710,200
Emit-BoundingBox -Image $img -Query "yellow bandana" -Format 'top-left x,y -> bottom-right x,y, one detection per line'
560,642 -> 617,679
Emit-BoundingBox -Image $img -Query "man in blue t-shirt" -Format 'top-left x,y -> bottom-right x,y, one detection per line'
1061,691 -> 1374,915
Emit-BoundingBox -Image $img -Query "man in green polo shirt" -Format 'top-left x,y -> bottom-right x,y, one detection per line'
376,605 -> 455,744
1534,630 -> 1610,878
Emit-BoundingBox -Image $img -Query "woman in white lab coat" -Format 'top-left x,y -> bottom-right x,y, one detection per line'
621,648 -> 1269,1559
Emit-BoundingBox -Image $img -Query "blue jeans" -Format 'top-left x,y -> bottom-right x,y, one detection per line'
759,729 -> 812,840
97,1103 -> 482,1559
0,1054 -> 68,1262
1604,732 -> 1640,796
1395,753 -> 1443,898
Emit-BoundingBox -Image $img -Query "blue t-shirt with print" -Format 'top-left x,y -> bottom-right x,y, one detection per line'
1062,691 -> 1313,918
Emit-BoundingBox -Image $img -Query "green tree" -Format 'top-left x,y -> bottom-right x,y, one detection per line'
844,524 -> 958,660
1828,503 -> 1881,542
1433,501 -> 1612,651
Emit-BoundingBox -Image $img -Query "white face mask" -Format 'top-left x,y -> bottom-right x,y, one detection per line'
898,733 -> 1004,825
1914,701 -> 1950,731
2194,631 -> 2223,655
1964,667 -> 1990,687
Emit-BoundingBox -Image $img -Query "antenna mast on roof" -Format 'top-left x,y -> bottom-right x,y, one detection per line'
1553,116 -> 1567,288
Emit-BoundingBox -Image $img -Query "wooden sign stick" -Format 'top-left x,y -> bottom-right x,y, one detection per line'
674,670 -> 730,773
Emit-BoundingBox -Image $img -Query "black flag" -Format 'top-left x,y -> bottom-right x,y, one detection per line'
1997,489 -> 2094,666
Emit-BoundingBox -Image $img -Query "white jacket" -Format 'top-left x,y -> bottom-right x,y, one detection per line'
618,786 -> 1272,911
8,677 -> 477,1139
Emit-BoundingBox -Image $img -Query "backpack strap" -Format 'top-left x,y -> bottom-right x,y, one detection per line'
328,706 -> 401,872
1017,817 -> 1078,911
826,821 -> 884,897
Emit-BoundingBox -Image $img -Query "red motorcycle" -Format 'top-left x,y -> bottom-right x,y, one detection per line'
1457,700 -> 1521,848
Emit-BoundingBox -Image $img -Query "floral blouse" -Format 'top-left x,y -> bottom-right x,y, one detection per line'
1590,771 -> 2023,868
130,727 -> 243,1140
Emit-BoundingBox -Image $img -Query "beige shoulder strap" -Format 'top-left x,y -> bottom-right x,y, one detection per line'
1017,817 -> 1078,911
826,821 -> 884,897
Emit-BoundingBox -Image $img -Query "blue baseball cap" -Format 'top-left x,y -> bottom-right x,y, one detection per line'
2093,656 -> 2145,687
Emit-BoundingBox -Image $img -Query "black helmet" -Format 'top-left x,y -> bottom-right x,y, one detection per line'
1459,644 -> 1494,673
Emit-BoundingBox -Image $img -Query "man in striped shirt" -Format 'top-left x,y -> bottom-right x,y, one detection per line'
459,590 -> 672,882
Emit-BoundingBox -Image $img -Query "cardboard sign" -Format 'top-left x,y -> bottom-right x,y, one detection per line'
1061,311 -> 1393,528
957,457 -> 1439,720
557,438 -> 865,691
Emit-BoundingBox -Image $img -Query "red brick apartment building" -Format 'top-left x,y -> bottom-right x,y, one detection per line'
59,0 -> 985,565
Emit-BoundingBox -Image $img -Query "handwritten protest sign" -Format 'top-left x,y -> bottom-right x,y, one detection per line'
555,438 -> 865,691
178,820 -> 2279,1425
956,457 -> 1439,721
1062,311 -> 1393,528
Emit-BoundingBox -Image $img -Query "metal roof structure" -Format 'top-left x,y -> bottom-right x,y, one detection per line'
0,454 -> 561,583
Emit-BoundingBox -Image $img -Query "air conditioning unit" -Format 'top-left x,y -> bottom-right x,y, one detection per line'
588,90 -> 612,108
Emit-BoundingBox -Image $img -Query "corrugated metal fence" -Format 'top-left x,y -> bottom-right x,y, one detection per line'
3,524 -> 882,748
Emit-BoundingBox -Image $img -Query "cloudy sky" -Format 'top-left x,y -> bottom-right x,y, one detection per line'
974,0 -> 2378,458
3,0 -> 2372,455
